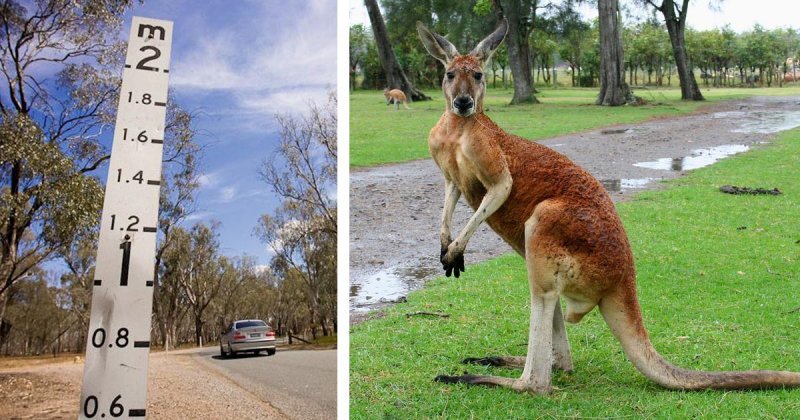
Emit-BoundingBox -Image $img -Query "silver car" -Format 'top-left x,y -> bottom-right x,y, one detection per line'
220,319 -> 276,357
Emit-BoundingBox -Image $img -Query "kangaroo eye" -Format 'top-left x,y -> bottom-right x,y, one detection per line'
446,71 -> 455,80
474,72 -> 483,81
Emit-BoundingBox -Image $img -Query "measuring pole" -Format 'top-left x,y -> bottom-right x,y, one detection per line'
79,17 -> 173,419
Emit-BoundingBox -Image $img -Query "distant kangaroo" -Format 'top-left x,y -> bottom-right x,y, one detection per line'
384,88 -> 410,110
417,19 -> 800,394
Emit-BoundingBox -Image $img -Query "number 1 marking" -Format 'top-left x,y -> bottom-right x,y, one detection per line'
119,238 -> 131,286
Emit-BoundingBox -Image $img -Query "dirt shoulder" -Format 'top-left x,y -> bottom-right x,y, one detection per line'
350,95 -> 800,320
0,348 -> 285,419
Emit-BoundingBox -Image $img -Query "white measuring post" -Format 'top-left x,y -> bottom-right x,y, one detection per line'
79,17 -> 173,419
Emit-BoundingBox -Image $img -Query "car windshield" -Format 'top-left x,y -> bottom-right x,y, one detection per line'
235,320 -> 266,329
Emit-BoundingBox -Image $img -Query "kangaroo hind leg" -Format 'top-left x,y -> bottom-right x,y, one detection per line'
436,203 -> 565,394
461,303 -> 572,372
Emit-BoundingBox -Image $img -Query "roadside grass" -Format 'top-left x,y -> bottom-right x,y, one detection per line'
0,353 -> 83,369
350,129 -> 800,418
350,86 -> 800,168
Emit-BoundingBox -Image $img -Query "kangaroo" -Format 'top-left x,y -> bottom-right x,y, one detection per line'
384,88 -> 411,110
417,19 -> 800,394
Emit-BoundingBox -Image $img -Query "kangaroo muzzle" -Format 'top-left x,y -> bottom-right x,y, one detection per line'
452,95 -> 475,116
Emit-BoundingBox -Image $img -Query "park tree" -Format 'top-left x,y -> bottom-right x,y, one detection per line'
350,24 -> 370,90
488,0 -> 543,104
364,0 -> 429,101
641,0 -> 703,100
554,3 -> 593,87
597,0 -> 634,105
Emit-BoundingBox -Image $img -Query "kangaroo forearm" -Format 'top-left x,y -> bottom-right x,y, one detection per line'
451,173 -> 511,252
440,181 -> 461,247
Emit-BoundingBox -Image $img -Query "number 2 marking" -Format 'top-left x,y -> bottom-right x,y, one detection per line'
136,46 -> 161,71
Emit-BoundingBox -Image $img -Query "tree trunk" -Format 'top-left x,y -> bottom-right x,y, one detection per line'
660,0 -> 703,100
597,0 -> 634,105
194,314 -> 203,347
364,0 -> 429,102
497,0 -> 538,104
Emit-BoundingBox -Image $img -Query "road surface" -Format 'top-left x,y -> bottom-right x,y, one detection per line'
191,347 -> 337,420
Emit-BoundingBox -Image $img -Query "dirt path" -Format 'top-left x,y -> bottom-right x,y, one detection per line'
350,95 -> 800,319
0,349 -> 285,419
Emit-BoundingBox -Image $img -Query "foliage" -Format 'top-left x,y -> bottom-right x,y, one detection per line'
351,128 -> 800,418
256,92 -> 338,339
0,0 -> 140,339
352,2 -> 800,90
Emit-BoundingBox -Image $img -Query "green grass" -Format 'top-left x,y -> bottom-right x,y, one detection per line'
350,86 -> 800,168
350,129 -> 800,418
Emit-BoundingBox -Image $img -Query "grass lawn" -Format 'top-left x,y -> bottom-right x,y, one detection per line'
350,128 -> 800,418
350,86 -> 800,168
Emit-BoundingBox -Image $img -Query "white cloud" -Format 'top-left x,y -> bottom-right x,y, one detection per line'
197,171 -> 220,188
184,211 -> 213,223
220,186 -> 237,202
170,1 -> 336,115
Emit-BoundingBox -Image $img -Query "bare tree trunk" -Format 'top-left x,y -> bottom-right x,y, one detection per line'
597,0 -> 634,105
364,0 -> 429,102
496,0 -> 538,104
655,0 -> 703,100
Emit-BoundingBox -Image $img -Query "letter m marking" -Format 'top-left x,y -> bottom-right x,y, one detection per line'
137,24 -> 166,41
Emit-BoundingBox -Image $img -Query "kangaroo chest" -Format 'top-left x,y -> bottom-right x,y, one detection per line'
428,122 -> 490,209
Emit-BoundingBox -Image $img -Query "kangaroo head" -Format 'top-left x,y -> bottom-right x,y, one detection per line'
417,19 -> 507,117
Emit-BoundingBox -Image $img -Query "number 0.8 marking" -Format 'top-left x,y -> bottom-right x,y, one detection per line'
91,328 -> 130,348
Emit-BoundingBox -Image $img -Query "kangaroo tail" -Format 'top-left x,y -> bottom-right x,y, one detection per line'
599,287 -> 800,390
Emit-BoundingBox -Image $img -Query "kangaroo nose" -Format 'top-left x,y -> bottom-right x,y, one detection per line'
453,96 -> 474,113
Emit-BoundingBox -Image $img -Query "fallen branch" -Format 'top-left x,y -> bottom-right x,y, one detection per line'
405,311 -> 450,318
720,185 -> 782,195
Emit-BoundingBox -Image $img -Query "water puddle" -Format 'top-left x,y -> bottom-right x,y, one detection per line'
634,144 -> 749,171
601,178 -> 654,192
350,266 -> 440,312
713,110 -> 800,133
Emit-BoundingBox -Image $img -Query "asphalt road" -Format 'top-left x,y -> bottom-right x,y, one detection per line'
191,347 -> 336,420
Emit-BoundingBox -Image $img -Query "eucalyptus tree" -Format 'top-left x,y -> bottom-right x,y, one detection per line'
0,0 -> 135,335
0,1 -> 199,342
258,93 -> 337,338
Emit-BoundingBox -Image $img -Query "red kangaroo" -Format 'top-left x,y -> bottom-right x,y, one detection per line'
417,19 -> 800,394
384,88 -> 411,110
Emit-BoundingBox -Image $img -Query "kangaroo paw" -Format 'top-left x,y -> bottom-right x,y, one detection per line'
441,252 -> 466,278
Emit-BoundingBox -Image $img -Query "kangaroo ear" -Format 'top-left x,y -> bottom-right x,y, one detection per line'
417,21 -> 459,66
470,18 -> 508,65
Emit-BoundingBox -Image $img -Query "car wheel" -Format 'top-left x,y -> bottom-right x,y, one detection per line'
220,343 -> 227,358
267,348 -> 276,356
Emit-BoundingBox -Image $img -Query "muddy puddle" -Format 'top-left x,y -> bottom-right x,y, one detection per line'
350,266 -> 439,312
634,144 -> 750,171
350,96 -> 800,320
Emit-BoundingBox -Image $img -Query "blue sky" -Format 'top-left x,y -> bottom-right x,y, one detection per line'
122,0 -> 337,265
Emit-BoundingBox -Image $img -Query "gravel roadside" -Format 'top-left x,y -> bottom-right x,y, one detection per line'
0,349 -> 285,419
